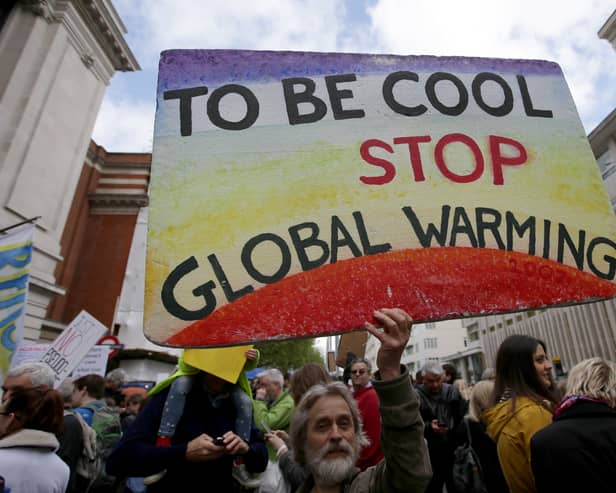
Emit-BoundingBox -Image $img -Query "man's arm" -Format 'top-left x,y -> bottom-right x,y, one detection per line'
107,389 -> 268,478
106,392 -> 189,477
253,394 -> 294,431
363,308 -> 432,493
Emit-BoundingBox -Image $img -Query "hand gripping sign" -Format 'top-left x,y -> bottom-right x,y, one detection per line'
144,50 -> 616,347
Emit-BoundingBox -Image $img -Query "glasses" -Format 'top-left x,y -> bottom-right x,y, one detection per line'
351,369 -> 366,375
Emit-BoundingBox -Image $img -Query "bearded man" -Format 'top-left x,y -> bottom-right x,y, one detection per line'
288,308 -> 432,493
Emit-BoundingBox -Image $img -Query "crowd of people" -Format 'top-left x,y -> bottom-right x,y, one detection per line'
0,315 -> 615,492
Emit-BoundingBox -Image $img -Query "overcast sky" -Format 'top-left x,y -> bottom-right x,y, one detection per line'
93,0 -> 616,153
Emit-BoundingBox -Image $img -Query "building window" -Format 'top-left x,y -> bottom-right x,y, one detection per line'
424,337 -> 438,349
425,322 -> 436,329
469,331 -> 479,341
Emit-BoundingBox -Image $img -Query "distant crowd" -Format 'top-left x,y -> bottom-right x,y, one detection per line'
0,312 -> 615,492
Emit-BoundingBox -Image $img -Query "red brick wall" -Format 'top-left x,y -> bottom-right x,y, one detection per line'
48,141 -> 150,328
59,213 -> 137,326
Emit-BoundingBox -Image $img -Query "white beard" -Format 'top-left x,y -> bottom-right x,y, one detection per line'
306,440 -> 358,487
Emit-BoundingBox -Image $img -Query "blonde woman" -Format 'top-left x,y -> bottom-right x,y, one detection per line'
531,357 -> 616,492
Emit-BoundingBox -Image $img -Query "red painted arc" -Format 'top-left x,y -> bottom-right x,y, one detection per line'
166,247 -> 616,347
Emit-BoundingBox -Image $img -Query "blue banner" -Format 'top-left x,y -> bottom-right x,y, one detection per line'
0,224 -> 34,378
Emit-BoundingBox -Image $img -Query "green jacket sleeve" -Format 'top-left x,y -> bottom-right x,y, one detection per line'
253,391 -> 295,432
362,366 -> 432,493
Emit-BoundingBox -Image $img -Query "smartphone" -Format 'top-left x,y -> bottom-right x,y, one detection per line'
213,436 -> 225,446
260,420 -> 272,434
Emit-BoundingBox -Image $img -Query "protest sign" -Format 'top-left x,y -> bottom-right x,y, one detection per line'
11,343 -> 110,379
40,310 -> 108,386
70,345 -> 111,379
145,50 -> 616,347
336,331 -> 368,368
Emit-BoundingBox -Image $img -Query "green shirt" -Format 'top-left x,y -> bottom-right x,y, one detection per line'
253,390 -> 295,460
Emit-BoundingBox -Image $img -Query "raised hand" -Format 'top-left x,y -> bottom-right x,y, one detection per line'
365,308 -> 412,380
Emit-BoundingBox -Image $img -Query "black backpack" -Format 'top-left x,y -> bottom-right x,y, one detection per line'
452,417 -> 488,493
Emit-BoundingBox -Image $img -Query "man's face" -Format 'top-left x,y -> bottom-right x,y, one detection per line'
423,372 -> 443,394
1,373 -> 33,403
263,377 -> 280,401
71,385 -> 87,407
350,362 -> 370,390
105,380 -> 120,391
127,401 -> 141,414
203,373 -> 227,395
305,394 -> 358,485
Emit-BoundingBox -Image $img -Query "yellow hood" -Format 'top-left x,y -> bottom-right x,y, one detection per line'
482,397 -> 542,442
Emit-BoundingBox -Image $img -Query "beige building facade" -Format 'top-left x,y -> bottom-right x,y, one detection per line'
459,11 -> 616,377
0,0 -> 138,340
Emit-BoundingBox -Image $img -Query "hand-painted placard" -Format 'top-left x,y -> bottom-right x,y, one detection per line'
11,344 -> 110,380
145,50 -> 616,347
41,310 -> 108,387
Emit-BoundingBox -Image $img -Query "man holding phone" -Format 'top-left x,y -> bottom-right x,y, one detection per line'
416,361 -> 466,493
254,368 -> 295,459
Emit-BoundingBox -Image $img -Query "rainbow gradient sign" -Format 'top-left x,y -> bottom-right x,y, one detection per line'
145,50 -> 616,347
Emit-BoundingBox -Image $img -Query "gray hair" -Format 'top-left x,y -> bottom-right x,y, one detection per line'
481,368 -> 496,380
289,381 -> 369,465
264,368 -> 284,387
565,357 -> 616,407
57,379 -> 74,402
7,362 -> 55,388
350,358 -> 372,374
421,361 -> 444,377
105,368 -> 127,386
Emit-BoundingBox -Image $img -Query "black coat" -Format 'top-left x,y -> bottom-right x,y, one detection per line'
530,400 -> 616,493
453,419 -> 509,493
106,385 -> 268,492
56,413 -> 83,493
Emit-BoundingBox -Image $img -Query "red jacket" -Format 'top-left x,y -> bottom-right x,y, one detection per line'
354,384 -> 384,470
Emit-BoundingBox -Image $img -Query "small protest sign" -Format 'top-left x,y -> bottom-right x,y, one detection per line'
11,343 -> 110,379
145,50 -> 616,348
40,311 -> 108,387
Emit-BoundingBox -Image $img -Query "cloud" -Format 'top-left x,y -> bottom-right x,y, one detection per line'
92,98 -> 155,152
360,0 -> 616,131
115,0 -> 346,70
99,0 -> 616,152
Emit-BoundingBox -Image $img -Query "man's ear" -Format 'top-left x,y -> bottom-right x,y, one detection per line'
6,413 -> 22,434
